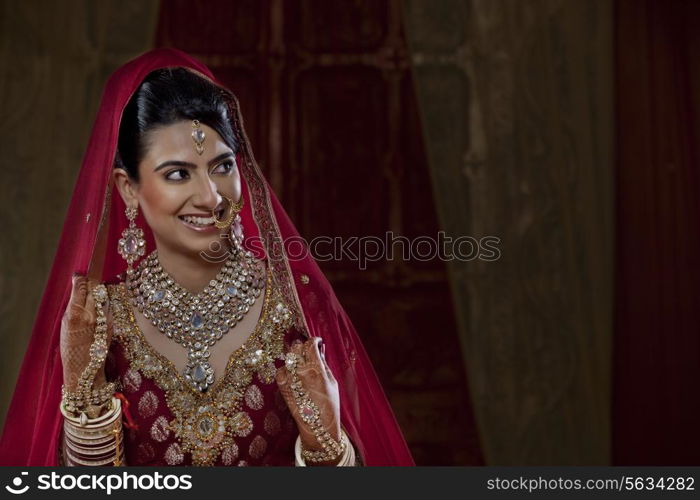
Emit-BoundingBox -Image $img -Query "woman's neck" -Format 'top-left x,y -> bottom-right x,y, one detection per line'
154,245 -> 226,294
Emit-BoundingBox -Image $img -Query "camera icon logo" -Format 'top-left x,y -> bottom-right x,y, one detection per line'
5,472 -> 29,495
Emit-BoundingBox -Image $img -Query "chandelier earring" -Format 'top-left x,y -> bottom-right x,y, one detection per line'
118,205 -> 146,277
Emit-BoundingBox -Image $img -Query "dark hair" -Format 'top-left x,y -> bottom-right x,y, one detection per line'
116,67 -> 238,182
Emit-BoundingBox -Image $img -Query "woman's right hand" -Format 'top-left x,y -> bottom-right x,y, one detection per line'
60,274 -> 108,392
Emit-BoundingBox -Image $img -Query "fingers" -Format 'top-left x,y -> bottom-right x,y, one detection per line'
305,337 -> 336,382
69,274 -> 89,308
64,274 -> 101,332
303,337 -> 323,367
275,363 -> 289,387
84,278 -> 97,320
304,337 -> 332,380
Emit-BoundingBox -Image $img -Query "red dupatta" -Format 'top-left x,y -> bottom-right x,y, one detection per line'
0,48 -> 413,466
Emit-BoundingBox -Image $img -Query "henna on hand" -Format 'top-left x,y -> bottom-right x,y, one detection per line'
276,337 -> 341,456
60,274 -> 110,391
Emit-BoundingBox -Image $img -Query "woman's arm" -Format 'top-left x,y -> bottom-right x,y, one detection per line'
59,277 -> 124,466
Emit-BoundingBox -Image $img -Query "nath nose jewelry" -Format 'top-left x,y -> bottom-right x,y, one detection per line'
212,194 -> 245,247
191,119 -> 205,155
212,194 -> 243,229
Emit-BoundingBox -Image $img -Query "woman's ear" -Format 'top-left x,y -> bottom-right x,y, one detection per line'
112,168 -> 139,207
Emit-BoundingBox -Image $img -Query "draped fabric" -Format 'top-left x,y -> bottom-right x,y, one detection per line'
0,48 -> 413,466
403,0 -> 614,464
613,0 -> 700,465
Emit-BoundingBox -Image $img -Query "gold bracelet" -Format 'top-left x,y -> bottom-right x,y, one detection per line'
61,284 -> 112,413
63,425 -> 123,452
61,396 -> 120,429
62,382 -> 116,411
62,430 -> 116,447
284,352 -> 346,464
294,430 -> 356,466
64,447 -> 124,467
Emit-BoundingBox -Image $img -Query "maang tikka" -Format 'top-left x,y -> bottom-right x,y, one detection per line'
191,119 -> 205,155
118,205 -> 146,276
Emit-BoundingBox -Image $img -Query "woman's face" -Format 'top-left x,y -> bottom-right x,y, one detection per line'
114,120 -> 241,259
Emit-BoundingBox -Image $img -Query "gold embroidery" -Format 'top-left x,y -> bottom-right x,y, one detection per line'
138,391 -> 158,418
245,385 -> 264,411
150,416 -> 170,443
123,368 -> 142,393
164,442 -> 184,465
249,435 -> 267,460
109,269 -> 293,466
220,442 -> 239,465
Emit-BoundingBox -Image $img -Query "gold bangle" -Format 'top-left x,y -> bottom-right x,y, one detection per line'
64,447 -> 123,467
61,397 -> 120,428
63,429 -> 117,446
61,398 -> 124,467
64,441 -> 118,458
63,433 -> 120,456
295,430 -> 356,467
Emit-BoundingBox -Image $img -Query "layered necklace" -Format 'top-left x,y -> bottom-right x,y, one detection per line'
126,247 -> 266,392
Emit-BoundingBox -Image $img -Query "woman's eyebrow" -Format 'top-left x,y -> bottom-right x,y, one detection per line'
207,152 -> 234,166
154,152 -> 234,172
154,160 -> 195,172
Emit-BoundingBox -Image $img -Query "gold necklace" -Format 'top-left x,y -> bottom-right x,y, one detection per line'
126,248 -> 265,392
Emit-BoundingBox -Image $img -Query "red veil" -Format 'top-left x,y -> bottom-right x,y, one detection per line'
0,49 -> 413,466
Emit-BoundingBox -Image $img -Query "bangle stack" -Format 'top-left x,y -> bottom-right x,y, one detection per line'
294,430 -> 356,467
61,396 -> 125,466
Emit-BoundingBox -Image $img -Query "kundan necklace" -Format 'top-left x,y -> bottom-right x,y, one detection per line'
126,248 -> 266,392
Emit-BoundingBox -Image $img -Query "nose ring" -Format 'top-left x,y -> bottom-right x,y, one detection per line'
212,194 -> 244,229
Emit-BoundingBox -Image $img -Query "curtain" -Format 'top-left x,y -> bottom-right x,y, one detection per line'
613,0 -> 700,465
404,0 -> 614,464
0,0 -> 160,430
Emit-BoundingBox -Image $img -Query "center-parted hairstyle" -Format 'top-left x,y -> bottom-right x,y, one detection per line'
116,67 -> 239,181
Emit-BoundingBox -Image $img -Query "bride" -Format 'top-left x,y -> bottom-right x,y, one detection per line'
0,49 -> 413,466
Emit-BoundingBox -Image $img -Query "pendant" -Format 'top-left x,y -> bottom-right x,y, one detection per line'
184,345 -> 215,392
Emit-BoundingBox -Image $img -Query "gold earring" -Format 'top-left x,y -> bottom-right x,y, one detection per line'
118,205 -> 146,276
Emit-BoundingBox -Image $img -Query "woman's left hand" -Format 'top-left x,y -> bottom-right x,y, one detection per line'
276,337 -> 341,462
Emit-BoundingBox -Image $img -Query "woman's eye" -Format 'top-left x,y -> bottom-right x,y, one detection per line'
165,169 -> 189,181
212,161 -> 234,175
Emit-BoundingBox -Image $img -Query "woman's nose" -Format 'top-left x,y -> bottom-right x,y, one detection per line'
192,173 -> 221,210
